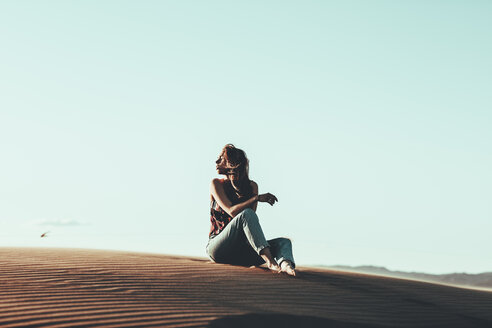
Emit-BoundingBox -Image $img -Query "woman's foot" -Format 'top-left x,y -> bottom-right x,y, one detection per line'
280,260 -> 296,276
266,261 -> 281,273
260,247 -> 280,272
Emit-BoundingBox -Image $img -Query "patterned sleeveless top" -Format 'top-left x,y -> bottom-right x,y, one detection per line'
209,179 -> 253,238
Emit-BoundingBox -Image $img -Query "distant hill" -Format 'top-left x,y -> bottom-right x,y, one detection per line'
324,265 -> 492,289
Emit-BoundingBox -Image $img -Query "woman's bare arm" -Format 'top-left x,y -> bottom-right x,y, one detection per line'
210,179 -> 278,217
251,180 -> 258,212
210,179 -> 258,217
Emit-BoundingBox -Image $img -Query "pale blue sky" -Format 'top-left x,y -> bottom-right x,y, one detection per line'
1,1 -> 490,274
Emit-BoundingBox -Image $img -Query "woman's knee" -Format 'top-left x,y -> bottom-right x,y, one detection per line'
272,237 -> 292,247
239,208 -> 258,223
281,237 -> 292,246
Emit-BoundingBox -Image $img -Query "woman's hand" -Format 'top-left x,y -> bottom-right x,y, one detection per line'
257,193 -> 278,206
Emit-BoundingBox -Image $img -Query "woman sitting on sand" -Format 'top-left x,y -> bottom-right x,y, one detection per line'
206,144 -> 296,276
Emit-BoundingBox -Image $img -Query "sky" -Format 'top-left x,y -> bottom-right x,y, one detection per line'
1,1 -> 490,274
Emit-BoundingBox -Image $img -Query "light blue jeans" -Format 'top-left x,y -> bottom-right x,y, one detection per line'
206,208 -> 295,268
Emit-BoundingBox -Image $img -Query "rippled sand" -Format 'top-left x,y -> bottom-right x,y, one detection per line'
1,248 -> 491,327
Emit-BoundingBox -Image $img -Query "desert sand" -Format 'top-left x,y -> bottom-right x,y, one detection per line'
1,248 -> 491,327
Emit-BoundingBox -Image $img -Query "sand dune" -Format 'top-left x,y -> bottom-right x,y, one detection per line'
1,248 -> 491,327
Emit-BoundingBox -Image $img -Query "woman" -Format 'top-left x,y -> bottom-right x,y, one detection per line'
206,143 -> 296,276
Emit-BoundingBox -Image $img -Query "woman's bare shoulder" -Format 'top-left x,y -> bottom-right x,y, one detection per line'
250,180 -> 258,192
211,178 -> 227,190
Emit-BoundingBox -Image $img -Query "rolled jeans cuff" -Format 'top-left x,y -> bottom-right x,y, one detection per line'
276,257 -> 295,269
254,243 -> 270,255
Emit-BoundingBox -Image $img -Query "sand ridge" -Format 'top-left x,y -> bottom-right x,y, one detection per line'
1,248 -> 491,327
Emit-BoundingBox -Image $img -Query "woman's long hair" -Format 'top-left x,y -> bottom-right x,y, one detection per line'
218,144 -> 253,200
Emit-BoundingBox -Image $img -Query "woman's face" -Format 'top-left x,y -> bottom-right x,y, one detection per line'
215,153 -> 228,174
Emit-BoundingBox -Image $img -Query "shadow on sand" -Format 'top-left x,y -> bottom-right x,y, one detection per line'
208,313 -> 381,328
